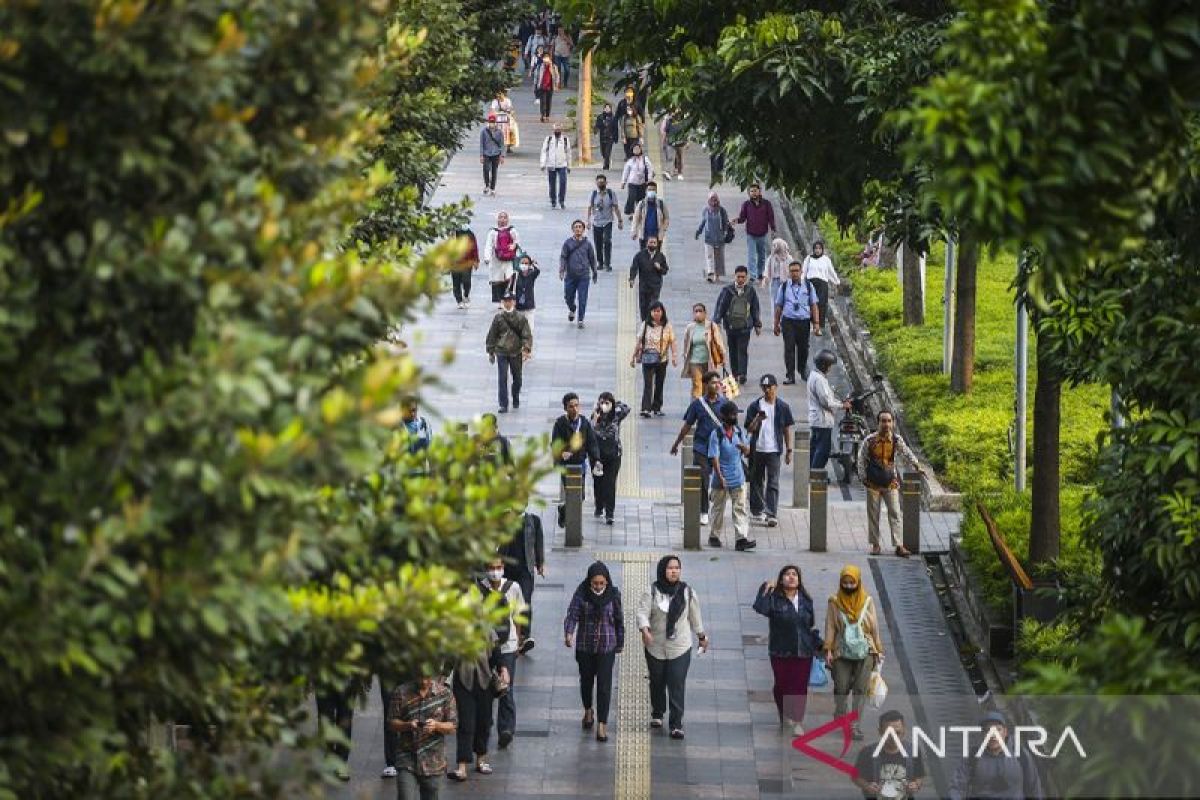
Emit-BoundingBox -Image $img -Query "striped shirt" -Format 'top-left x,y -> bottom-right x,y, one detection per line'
388,678 -> 457,777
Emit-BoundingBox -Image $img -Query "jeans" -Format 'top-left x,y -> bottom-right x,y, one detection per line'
780,317 -> 812,381
770,655 -> 814,724
624,182 -> 646,216
710,483 -> 749,542
640,361 -> 667,413
315,691 -> 354,762
600,139 -> 614,169
563,273 -> 590,321
547,167 -> 567,206
646,650 -> 691,730
748,451 -> 782,517
496,353 -> 523,410
577,651 -> 617,723
593,454 -> 620,518
691,449 -> 712,513
593,222 -> 613,268
495,651 -> 518,736
704,244 -> 726,277
451,678 -> 492,763
832,656 -> 874,720
810,427 -> 832,469
554,54 -> 569,86
482,154 -> 499,191
866,486 -> 903,547
638,285 -> 660,322
397,768 -> 440,800
380,681 -> 398,767
451,270 -> 472,303
746,233 -> 769,280
538,88 -> 553,118
725,326 -> 751,381
809,277 -> 830,330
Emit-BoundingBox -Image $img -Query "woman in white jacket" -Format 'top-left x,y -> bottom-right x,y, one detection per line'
483,210 -> 522,307
802,240 -> 841,336
636,555 -> 707,739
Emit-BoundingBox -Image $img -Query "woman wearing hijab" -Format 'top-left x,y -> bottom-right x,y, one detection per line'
753,565 -> 822,734
563,561 -> 625,742
764,237 -> 793,295
694,191 -> 731,282
636,555 -> 707,739
590,392 -> 631,525
823,565 -> 884,740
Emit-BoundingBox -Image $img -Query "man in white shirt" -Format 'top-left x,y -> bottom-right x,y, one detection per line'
803,240 -> 841,336
540,122 -> 572,209
744,374 -> 795,526
806,349 -> 849,469
482,554 -> 528,749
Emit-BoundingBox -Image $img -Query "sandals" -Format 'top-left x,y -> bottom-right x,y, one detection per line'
870,544 -> 883,556
447,768 -> 468,782
895,545 -> 912,558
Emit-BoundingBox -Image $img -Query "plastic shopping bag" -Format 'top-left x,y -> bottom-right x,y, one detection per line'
809,658 -> 829,688
868,668 -> 888,709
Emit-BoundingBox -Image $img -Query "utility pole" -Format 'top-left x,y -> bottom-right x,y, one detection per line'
1015,297 -> 1028,492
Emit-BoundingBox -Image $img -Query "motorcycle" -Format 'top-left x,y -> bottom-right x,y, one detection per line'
833,378 -> 883,484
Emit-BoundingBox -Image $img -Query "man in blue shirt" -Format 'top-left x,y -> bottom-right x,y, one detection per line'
401,398 -> 432,475
670,371 -> 724,525
772,260 -> 821,384
707,401 -> 756,550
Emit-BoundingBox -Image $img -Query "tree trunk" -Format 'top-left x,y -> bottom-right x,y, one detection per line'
578,48 -> 593,164
1029,328 -> 1062,564
902,243 -> 925,326
950,233 -> 979,394
878,240 -> 897,269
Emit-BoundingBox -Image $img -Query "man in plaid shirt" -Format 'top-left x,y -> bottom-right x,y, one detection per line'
856,409 -> 919,558
388,676 -> 457,798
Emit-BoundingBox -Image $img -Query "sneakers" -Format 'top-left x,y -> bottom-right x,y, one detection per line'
578,321 -> 585,329
650,717 -> 664,729
381,766 -> 398,779
708,535 -> 722,547
594,508 -> 604,518
735,538 -> 758,551
519,637 -> 536,655
498,731 -> 513,749
498,407 -> 508,414
782,376 -> 797,385
457,301 -> 465,309
670,729 -> 685,740
568,311 -> 575,322
766,516 -> 779,528
663,173 -> 672,181
605,516 -> 614,526
700,512 -> 709,525
676,174 -> 685,181
640,410 -> 652,418
512,398 -> 519,409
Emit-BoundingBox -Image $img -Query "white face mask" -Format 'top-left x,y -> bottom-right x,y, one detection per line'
646,191 -> 656,199
487,569 -> 504,582
600,402 -> 612,413
591,586 -> 606,595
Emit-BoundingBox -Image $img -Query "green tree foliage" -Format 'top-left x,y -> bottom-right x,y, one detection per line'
0,2 -> 535,797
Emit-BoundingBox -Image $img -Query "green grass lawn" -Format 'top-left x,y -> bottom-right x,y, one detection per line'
828,227 -> 1105,615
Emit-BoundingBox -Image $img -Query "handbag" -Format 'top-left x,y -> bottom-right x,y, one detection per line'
720,367 -> 740,399
809,657 -> 829,687
489,668 -> 510,697
723,224 -> 735,244
639,323 -> 662,365
864,459 -> 896,488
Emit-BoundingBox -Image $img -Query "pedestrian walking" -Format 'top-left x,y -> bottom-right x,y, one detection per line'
628,235 -> 669,321
630,301 -> 677,418
660,113 -> 686,179
480,554 -> 526,751
807,350 -> 848,470
713,265 -> 763,384
531,54 -> 560,122
620,143 -> 653,220
852,710 -> 927,800
753,565 -> 821,734
586,173 -> 622,271
804,240 -> 842,336
447,629 -> 502,781
619,102 -> 645,160
517,18 -> 535,72
590,392 -> 631,525
733,184 -> 777,282
948,711 -> 1045,800
485,292 -> 532,414
508,254 -> 540,344
594,103 -> 618,170
637,555 -> 708,739
745,374 -> 795,526
559,220 -> 598,328
678,303 -> 726,399
564,561 -> 624,743
552,392 -> 601,527
552,28 -> 573,87
476,412 -> 512,466
523,26 -> 549,76
857,410 -> 918,557
540,122 -> 571,209
489,90 -> 519,153
631,181 -> 669,250
614,84 -> 645,123
451,228 -> 478,309
707,399 -> 756,549
479,114 -> 505,196
387,676 -> 457,799
823,564 -> 883,741
764,237 -> 793,295
669,371 -> 724,525
483,211 -> 520,306
772,260 -> 820,384
695,191 -> 732,282
499,509 -> 545,653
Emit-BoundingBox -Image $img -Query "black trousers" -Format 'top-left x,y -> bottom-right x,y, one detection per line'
594,222 -> 613,269
451,270 -> 472,303
539,88 -> 553,118
593,454 -> 620,517
749,451 -> 782,517
692,449 -> 712,514
504,567 -> 535,639
496,353 -> 522,410
646,649 -> 691,730
452,678 -> 492,763
315,691 -> 354,762
725,326 -> 752,381
482,154 -> 499,190
495,651 -> 518,735
600,139 -> 614,170
641,362 -> 667,413
624,182 -> 646,216
577,650 -> 617,723
809,277 -> 830,329
781,317 -> 813,381
638,286 -> 660,322
379,681 -> 398,767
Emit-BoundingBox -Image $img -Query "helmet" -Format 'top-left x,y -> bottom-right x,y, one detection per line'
814,349 -> 838,372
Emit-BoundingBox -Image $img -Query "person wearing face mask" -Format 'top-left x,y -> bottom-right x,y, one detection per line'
631,180 -> 669,251
479,113 -> 505,197
620,143 -> 654,221
586,173 -> 622,272
764,237 -> 794,296
552,392 -> 601,528
451,228 -> 478,310
676,304 -> 726,400
540,122 -> 572,209
733,183 -> 777,282
531,52 -> 559,122
713,265 -> 763,385
753,565 -> 821,734
590,392 -> 631,525
695,191 -> 732,282
508,254 -> 541,346
524,25 -> 549,77
618,94 -> 645,159
627,235 -> 669,322
803,240 -> 842,337
485,292 -> 532,414
498,509 -> 545,655
483,210 -> 521,307
593,103 -> 618,170
857,410 -> 919,557
631,301 -> 677,417
707,400 -> 756,550
479,555 -> 527,752
564,561 -> 624,743
824,564 -> 883,741
637,555 -> 707,739
559,220 -> 598,329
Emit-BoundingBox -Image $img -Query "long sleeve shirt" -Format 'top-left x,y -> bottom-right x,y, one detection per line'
480,126 -> 504,157
621,154 -> 654,186
856,431 -> 919,490
735,198 -> 776,237
551,414 -> 600,466
803,254 -> 841,285
564,590 -> 625,654
713,283 -> 762,330
806,369 -> 840,428
540,133 -> 571,168
636,584 -> 705,660
628,249 -> 669,289
559,236 -> 597,279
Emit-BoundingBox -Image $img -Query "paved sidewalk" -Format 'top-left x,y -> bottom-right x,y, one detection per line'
331,77 -> 970,799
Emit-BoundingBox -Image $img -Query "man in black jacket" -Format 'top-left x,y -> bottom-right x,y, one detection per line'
627,235 -> 669,322
500,509 -> 545,655
713,265 -> 763,384
551,392 -> 600,527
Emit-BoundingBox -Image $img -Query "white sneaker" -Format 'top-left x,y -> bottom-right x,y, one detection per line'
457,301 -> 465,309
676,174 -> 685,180
766,516 -> 779,528
663,173 -> 672,181
381,766 -> 398,779
700,512 -> 709,525
464,299 -> 471,308
792,722 -> 805,736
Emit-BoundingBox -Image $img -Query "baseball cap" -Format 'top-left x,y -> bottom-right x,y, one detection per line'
980,710 -> 1007,727
487,113 -> 497,121
759,374 -> 778,387
501,290 -> 515,300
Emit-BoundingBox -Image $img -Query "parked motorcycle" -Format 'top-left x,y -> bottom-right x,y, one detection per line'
833,378 -> 884,484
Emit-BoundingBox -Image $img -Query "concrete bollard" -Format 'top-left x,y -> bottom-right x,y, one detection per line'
901,471 -> 922,554
808,470 -> 828,552
792,428 -> 811,508
682,465 -> 702,550
679,433 -> 693,498
564,465 -> 584,547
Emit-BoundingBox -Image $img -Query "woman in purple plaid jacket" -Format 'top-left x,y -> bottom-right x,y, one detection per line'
564,561 -> 625,743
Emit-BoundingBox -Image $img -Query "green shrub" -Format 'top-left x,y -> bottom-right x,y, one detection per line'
1016,617 -> 1078,669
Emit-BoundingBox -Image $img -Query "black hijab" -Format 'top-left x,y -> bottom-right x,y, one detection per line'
578,560 -> 619,613
654,554 -> 688,639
